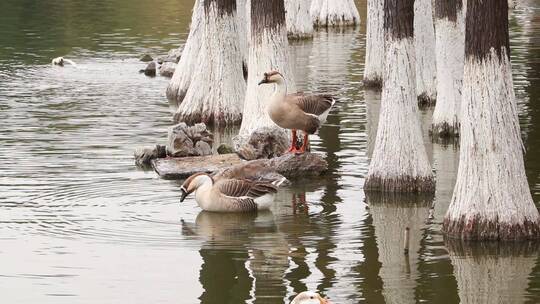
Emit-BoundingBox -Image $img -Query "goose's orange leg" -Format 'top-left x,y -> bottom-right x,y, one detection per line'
298,133 -> 309,153
287,129 -> 299,153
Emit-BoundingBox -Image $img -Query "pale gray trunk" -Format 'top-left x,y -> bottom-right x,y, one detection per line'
285,0 -> 314,39
167,0 -> 246,126
443,0 -> 540,240
365,0 -> 435,192
310,0 -> 360,28
237,0 -> 295,145
363,0 -> 384,88
414,0 -> 437,106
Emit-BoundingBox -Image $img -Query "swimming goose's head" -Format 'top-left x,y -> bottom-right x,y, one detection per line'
180,173 -> 213,202
291,292 -> 331,304
258,71 -> 285,86
52,57 -> 65,66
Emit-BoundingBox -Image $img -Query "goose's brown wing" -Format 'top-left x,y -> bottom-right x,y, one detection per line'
289,93 -> 335,116
216,179 -> 278,199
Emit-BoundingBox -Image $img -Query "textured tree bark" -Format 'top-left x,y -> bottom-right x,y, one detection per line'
363,0 -> 384,88
285,0 -> 313,40
443,0 -> 540,240
310,0 -> 360,28
166,0 -> 246,126
414,0 -> 437,106
365,90 -> 382,158
237,0 -> 248,72
238,0 -> 295,142
166,0 -> 204,109
431,0 -> 465,137
365,0 -> 435,193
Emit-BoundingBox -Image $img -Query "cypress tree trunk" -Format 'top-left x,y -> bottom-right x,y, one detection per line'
237,0 -> 248,71
431,0 -> 465,137
166,0 -> 205,109
285,0 -> 313,40
365,0 -> 435,192
166,0 -> 246,126
414,0 -> 437,106
443,0 -> 540,240
363,0 -> 384,88
310,0 -> 360,28
238,0 -> 295,139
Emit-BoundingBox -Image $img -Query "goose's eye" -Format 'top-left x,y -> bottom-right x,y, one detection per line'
310,296 -> 314,299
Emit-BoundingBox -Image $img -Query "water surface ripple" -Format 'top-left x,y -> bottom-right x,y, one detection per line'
1,1 -> 540,303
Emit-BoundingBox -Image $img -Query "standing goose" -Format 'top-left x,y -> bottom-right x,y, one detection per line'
258,71 -> 336,153
179,173 -> 286,212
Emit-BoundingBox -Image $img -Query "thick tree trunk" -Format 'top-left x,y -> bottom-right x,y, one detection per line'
166,0 -> 204,109
431,0 -> 465,137
285,0 -> 314,40
443,0 -> 540,240
414,0 -> 437,106
310,0 -> 360,28
166,0 -> 246,126
365,0 -> 435,193
365,90 -> 382,157
363,0 -> 384,88
237,0 -> 249,71
238,0 -> 295,140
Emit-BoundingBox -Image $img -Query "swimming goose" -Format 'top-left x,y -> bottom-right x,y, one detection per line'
179,173 -> 286,212
258,71 -> 335,153
291,291 -> 332,304
52,57 -> 77,67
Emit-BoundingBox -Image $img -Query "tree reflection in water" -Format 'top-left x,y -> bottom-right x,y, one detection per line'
447,240 -> 539,303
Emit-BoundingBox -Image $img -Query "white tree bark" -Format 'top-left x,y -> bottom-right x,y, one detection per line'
431,5 -> 465,137
310,0 -> 360,28
166,0 -> 205,109
363,0 -> 384,88
166,0 -> 246,125
365,37 -> 435,192
285,0 -> 314,39
443,49 -> 540,239
414,0 -> 437,106
237,0 -> 249,70
238,0 -> 296,139
365,90 -> 382,158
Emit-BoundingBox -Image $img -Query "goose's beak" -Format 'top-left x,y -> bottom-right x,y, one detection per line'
180,188 -> 188,202
258,78 -> 267,85
318,295 -> 331,304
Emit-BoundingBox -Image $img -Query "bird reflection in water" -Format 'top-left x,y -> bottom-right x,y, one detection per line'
292,192 -> 309,215
181,210 -> 290,303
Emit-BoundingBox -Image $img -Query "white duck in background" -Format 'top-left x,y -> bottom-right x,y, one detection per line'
179,173 -> 286,212
291,291 -> 332,304
258,71 -> 336,153
52,57 -> 77,67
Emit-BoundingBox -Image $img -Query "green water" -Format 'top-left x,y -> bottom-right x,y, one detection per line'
1,0 -> 539,303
